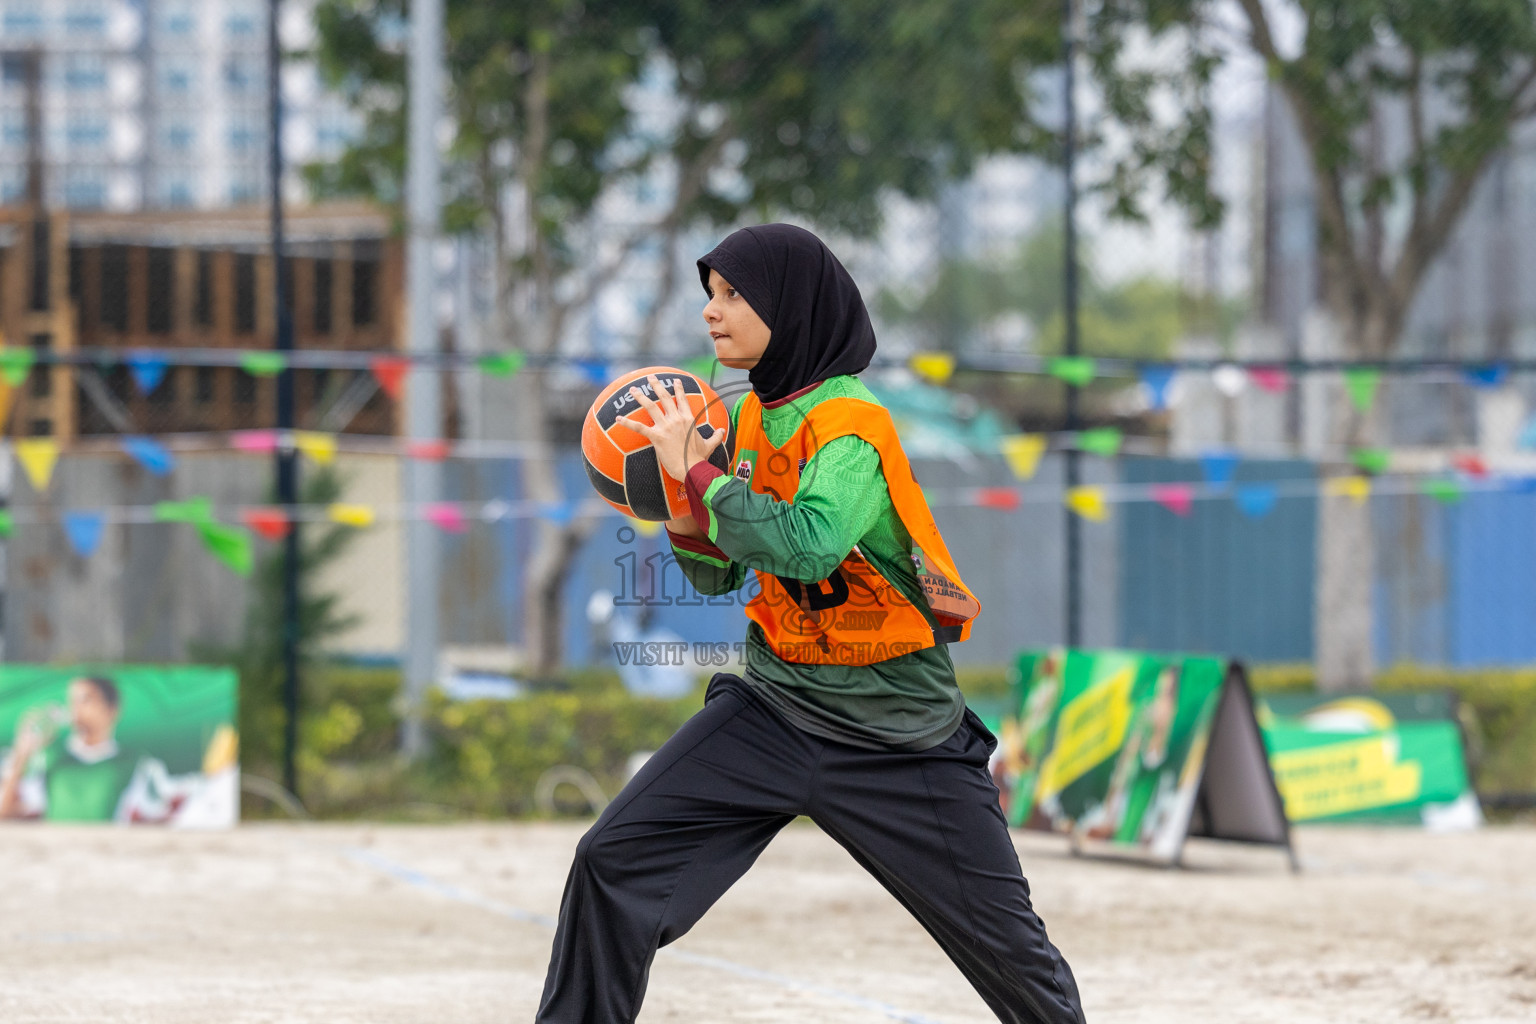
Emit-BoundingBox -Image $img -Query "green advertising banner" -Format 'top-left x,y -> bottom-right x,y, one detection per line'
988,649 -> 1292,866
1257,693 -> 1480,828
0,666 -> 238,827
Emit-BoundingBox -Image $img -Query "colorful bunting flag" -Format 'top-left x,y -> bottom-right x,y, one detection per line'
574,360 -> 609,387
406,439 -> 451,461
477,351 -> 527,378
1520,416 -> 1536,450
1199,450 -> 1239,488
122,436 -> 175,476
154,497 -> 213,524
425,503 -> 468,534
0,510 -> 10,537
62,511 -> 106,558
242,508 -> 291,541
1212,364 -> 1248,397
541,500 -> 576,526
1324,475 -> 1372,504
910,352 -> 956,385
1150,483 -> 1194,516
232,430 -> 280,453
1250,367 -> 1290,394
1452,452 -> 1489,478
370,356 -> 411,400
1343,368 -> 1381,412
999,434 -> 1047,481
1464,364 -> 1507,389
16,438 -> 59,491
1048,357 -> 1096,388
973,487 -> 1022,511
1078,427 -> 1123,457
1139,366 -> 1177,410
126,353 -> 169,395
241,352 -> 287,377
1422,478 -> 1465,504
1065,486 -> 1108,521
0,348 -> 35,386
197,521 -> 254,576
1236,484 -> 1279,518
629,516 -> 663,538
294,431 -> 337,465
328,503 -> 375,528
1351,448 -> 1391,476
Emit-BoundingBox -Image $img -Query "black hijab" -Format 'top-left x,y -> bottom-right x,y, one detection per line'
697,224 -> 877,404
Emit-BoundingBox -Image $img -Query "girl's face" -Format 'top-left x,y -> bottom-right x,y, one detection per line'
702,268 -> 771,369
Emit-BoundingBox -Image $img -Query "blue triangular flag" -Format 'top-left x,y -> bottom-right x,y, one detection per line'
1140,365 -> 1177,410
1235,484 -> 1278,518
541,500 -> 576,526
1518,415 -> 1536,450
1200,449 -> 1240,489
1465,364 -> 1507,390
63,511 -> 106,558
122,436 -> 175,476
126,353 -> 169,395
574,359 -> 609,387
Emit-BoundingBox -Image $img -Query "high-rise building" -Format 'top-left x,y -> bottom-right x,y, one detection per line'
0,0 -> 355,211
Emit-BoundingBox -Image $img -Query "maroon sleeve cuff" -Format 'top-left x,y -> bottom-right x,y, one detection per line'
666,529 -> 730,563
684,460 -> 726,537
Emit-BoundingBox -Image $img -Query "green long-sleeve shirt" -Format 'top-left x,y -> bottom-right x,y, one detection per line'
668,375 -> 964,751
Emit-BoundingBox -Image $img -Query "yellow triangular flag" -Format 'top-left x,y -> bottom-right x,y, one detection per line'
909,352 -> 956,385
328,503 -> 375,528
630,517 -> 663,538
1065,486 -> 1108,522
1324,475 -> 1372,505
999,434 -> 1047,481
294,431 -> 337,465
16,438 -> 59,492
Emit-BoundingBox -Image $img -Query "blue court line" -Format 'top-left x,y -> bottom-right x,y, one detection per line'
343,847 -> 951,1024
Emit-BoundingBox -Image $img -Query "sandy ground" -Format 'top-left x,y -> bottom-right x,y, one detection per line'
0,821 -> 1531,1024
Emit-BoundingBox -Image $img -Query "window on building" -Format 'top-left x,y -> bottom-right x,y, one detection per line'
195,366 -> 216,404
2,12 -> 44,38
165,123 -> 195,152
107,365 -> 132,403
63,7 -> 108,35
234,370 -> 257,405
313,367 -> 332,402
235,253 -> 256,333
29,333 -> 50,398
100,246 -> 128,331
352,252 -> 377,327
313,258 -> 333,333
150,367 -> 177,406
29,219 -> 49,311
195,251 -> 213,326
147,248 -> 175,333
29,419 -> 52,437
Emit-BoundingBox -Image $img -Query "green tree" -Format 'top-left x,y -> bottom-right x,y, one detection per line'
310,0 -> 1060,674
1084,0 -> 1536,689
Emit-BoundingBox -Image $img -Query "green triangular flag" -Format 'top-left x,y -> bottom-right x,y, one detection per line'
0,510 -> 12,538
196,521 -> 254,576
1048,357 -> 1097,388
241,352 -> 287,377
477,351 -> 527,378
1422,478 -> 1465,505
155,496 -> 214,524
682,356 -> 716,380
1351,448 -> 1391,475
1343,367 -> 1381,412
1078,427 -> 1123,457
0,348 -> 36,386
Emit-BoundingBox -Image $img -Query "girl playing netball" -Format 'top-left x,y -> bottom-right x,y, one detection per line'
537,224 -> 1086,1024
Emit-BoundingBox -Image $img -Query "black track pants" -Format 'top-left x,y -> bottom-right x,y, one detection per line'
535,673 -> 1086,1024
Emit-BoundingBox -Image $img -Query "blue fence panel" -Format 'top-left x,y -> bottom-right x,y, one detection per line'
1119,458 -> 1315,662
1448,489 -> 1536,665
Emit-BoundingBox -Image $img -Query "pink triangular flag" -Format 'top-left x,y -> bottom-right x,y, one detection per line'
425,503 -> 468,533
1151,483 -> 1194,517
232,430 -> 279,453
1250,368 -> 1290,394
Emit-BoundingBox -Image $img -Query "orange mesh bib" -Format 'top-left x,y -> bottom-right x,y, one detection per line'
733,392 -> 981,665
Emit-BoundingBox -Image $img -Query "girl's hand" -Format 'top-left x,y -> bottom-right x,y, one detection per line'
617,374 -> 727,482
